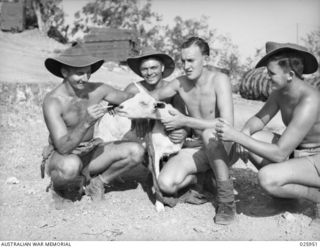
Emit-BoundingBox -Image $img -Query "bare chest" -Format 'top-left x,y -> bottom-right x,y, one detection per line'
62,98 -> 91,128
278,98 -> 297,126
180,86 -> 216,119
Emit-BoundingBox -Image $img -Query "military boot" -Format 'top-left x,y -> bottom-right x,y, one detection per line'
85,176 -> 106,202
214,178 -> 236,225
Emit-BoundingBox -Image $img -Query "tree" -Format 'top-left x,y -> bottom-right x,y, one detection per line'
71,1 -> 242,81
152,15 -> 242,81
25,0 -> 68,43
72,0 -> 162,47
151,16 -> 217,68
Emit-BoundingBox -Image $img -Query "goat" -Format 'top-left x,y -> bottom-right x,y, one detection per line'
95,83 -> 183,211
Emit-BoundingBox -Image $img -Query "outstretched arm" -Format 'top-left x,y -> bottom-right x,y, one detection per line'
162,74 -> 233,131
216,93 -> 319,162
241,92 -> 279,135
150,79 -> 179,100
102,84 -> 134,105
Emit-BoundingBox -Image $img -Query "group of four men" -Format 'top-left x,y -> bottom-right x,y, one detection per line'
42,37 -> 320,226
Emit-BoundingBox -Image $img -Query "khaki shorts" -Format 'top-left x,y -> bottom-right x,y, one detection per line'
40,139 -> 102,178
293,147 -> 320,177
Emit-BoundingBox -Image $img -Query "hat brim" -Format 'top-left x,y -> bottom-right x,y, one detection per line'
255,47 -> 318,74
127,53 -> 175,78
45,55 -> 104,78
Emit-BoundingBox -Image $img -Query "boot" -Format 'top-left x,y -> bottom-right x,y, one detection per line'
85,176 -> 105,202
214,179 -> 236,225
52,175 -> 86,202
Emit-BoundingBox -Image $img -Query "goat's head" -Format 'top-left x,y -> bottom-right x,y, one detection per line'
117,91 -> 160,119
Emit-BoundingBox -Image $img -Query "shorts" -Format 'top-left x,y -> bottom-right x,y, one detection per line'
40,139 -> 102,178
293,146 -> 320,177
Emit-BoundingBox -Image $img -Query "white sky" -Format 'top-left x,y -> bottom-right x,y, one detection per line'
62,0 -> 320,60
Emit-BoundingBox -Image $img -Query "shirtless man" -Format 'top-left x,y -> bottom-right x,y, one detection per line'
149,37 -> 236,225
215,41 -> 320,225
42,43 -> 144,203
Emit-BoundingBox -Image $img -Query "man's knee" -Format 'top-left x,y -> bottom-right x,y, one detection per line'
128,143 -> 145,165
202,128 -> 220,148
258,165 -> 282,194
158,174 -> 177,194
201,128 -> 215,140
51,154 -> 82,181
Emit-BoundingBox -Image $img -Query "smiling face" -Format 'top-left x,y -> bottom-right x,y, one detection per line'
266,61 -> 290,90
61,65 -> 91,91
181,44 -> 208,81
139,57 -> 164,85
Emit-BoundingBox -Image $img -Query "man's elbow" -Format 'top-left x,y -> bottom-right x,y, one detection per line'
272,151 -> 288,163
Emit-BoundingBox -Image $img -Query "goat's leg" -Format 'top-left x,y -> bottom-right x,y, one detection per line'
154,152 -> 165,212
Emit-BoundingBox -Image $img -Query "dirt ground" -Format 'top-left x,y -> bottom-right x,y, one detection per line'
0,30 -> 319,241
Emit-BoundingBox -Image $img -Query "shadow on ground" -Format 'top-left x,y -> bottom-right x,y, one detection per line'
232,168 -> 315,218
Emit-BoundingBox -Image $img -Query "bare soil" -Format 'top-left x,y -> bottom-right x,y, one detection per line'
0,30 -> 319,241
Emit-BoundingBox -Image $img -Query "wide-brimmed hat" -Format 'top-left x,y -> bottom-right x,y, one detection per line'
45,43 -> 104,78
255,41 -> 318,74
127,47 -> 175,78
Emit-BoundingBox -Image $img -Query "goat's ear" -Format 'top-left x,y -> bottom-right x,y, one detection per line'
154,102 -> 166,109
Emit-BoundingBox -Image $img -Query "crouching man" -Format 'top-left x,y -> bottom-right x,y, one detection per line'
41,43 -> 144,203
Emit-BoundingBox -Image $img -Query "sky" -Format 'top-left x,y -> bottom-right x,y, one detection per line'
61,0 -> 320,60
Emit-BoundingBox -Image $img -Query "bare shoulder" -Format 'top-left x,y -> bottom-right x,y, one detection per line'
42,91 -> 63,115
211,70 -> 230,85
302,84 -> 320,109
209,70 -> 231,92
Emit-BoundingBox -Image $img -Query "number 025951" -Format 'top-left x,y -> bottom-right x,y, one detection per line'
300,242 -> 318,247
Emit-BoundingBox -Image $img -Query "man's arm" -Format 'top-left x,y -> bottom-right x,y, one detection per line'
241,92 -> 280,135
163,74 -> 232,131
215,73 -> 234,126
101,84 -> 134,105
150,79 -> 179,100
43,97 -> 100,154
224,94 -> 319,162
124,83 -> 139,95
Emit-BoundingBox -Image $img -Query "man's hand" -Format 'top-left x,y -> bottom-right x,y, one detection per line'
215,118 -> 239,142
161,108 -> 185,131
85,104 -> 107,126
216,118 -> 250,163
168,128 -> 187,144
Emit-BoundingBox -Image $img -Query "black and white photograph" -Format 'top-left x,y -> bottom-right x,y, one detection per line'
0,0 -> 319,244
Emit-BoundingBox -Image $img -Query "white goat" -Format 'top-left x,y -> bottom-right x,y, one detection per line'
95,83 -> 183,211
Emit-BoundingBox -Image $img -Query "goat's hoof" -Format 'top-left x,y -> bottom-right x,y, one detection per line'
155,201 -> 165,212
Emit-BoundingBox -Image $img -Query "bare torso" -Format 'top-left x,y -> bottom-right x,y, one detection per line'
277,83 -> 320,147
46,82 -> 106,143
177,71 -> 218,120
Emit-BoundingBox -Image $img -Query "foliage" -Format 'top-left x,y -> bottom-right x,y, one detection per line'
151,16 -> 216,68
303,28 -> 320,71
144,15 -> 243,81
72,0 -> 163,47
71,1 -> 244,83
25,0 -> 68,43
